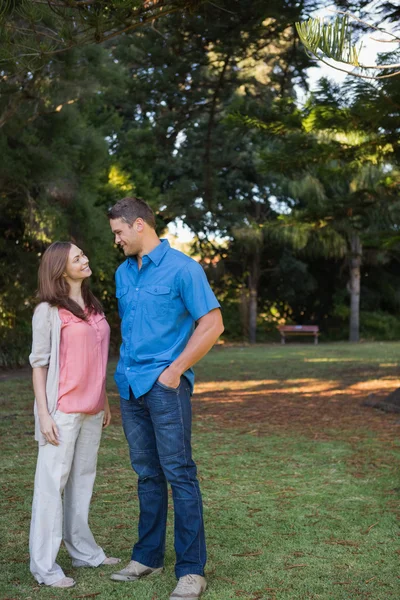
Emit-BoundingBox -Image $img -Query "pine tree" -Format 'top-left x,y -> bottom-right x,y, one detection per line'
98,0 -> 317,342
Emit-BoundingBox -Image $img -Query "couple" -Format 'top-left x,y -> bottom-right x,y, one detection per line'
29,196 -> 224,600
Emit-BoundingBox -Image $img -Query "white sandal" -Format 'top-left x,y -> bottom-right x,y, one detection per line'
102,557 -> 121,566
50,577 -> 76,588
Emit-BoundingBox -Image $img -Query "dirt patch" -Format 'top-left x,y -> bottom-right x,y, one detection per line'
3,364 -> 399,441
192,377 -> 400,441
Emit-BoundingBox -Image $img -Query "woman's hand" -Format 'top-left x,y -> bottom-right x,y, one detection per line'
39,413 -> 59,446
103,396 -> 111,428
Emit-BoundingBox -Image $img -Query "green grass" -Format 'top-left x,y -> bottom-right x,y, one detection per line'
195,341 -> 400,383
1,343 -> 400,599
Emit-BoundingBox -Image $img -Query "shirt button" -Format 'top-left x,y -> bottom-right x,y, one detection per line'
126,367 -> 130,371
136,288 -> 139,291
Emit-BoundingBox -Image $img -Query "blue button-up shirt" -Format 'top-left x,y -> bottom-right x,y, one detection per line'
114,239 -> 221,399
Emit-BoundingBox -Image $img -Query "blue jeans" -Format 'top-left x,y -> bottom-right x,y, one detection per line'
120,377 -> 207,578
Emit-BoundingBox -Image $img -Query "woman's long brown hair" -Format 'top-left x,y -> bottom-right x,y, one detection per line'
37,241 -> 103,320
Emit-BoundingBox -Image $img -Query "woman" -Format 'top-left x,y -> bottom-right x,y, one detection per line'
29,241 -> 120,588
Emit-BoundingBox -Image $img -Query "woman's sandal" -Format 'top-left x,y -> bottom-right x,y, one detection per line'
50,577 -> 76,588
102,557 -> 121,566
73,556 -> 121,568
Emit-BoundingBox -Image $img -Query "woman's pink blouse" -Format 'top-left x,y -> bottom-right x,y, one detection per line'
57,308 -> 110,414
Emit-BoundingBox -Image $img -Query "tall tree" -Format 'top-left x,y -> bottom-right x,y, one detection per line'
99,0 -> 317,342
257,79 -> 400,342
0,43 -> 127,342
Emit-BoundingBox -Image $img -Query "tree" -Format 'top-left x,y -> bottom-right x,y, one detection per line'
0,43 -> 128,357
257,79 -> 400,342
98,0 -> 317,342
0,0 -> 205,363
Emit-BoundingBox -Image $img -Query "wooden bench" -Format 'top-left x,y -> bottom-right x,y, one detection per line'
277,325 -> 319,345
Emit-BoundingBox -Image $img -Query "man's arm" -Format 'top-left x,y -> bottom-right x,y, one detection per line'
158,308 -> 224,389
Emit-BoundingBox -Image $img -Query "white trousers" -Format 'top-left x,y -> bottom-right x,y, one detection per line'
29,410 -> 106,585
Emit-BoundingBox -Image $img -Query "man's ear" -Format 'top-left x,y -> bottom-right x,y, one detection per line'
135,218 -> 145,233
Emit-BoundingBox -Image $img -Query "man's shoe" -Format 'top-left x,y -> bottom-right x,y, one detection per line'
110,560 -> 163,582
170,574 -> 207,599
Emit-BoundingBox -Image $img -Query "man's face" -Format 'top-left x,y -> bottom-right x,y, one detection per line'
109,218 -> 141,256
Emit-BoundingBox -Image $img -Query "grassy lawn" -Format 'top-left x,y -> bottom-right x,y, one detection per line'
1,342 -> 400,600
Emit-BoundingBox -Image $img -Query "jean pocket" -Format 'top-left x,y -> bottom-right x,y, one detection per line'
155,379 -> 180,392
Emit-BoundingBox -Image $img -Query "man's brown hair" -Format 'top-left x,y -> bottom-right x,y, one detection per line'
37,241 -> 102,320
107,197 -> 156,229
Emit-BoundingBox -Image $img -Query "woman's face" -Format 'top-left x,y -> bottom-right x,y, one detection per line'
63,244 -> 92,283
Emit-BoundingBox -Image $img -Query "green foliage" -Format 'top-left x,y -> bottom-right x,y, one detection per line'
0,43 -> 125,338
0,0 -> 204,72
296,15 -> 361,66
360,311 -> 400,341
0,322 -> 31,368
2,0 -> 400,348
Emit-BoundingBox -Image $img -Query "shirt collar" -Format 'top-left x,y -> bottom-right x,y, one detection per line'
128,238 -> 170,268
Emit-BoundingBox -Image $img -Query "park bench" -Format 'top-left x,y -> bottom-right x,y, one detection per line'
277,324 -> 319,345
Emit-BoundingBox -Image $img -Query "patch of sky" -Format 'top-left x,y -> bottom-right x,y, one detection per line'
105,133 -> 118,155
172,130 -> 187,156
145,111 -> 155,123
269,195 -> 292,215
167,218 -> 195,242
252,185 -> 266,203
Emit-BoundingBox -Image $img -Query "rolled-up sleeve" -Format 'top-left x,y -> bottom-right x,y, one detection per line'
179,261 -> 221,322
29,303 -> 51,368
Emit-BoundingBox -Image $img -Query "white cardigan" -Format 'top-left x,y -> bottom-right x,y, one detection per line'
29,302 -> 62,446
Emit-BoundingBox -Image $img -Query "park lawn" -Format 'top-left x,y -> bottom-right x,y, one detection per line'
1,342 -> 400,600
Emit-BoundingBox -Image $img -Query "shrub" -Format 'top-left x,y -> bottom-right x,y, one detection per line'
360,311 -> 400,341
0,325 -> 32,368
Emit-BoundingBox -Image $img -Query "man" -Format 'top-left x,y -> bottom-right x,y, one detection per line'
108,197 -> 224,600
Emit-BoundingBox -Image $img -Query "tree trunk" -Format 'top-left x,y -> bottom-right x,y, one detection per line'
248,248 -> 260,344
248,286 -> 257,344
348,233 -> 362,343
203,54 -> 230,211
239,287 -> 249,341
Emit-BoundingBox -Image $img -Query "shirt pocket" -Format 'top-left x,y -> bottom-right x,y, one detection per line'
116,286 -> 129,317
144,285 -> 171,319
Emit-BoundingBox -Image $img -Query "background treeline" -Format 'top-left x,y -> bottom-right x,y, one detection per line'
1,0 -> 400,366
